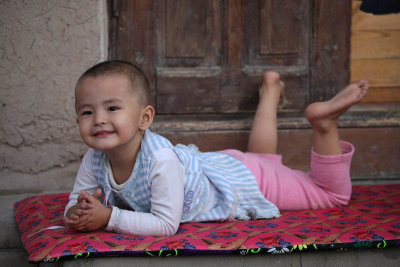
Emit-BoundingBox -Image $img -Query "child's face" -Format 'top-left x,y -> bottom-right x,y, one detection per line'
75,75 -> 145,153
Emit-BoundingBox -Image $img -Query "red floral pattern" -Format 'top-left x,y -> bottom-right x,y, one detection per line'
260,235 -> 281,246
14,184 -> 400,263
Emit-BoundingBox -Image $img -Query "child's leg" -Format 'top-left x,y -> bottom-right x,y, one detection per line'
294,79 -> 369,208
241,79 -> 369,210
248,71 -> 284,154
305,79 -> 369,155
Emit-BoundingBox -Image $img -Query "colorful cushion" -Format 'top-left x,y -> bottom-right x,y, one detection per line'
14,184 -> 400,263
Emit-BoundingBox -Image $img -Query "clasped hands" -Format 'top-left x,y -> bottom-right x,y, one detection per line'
64,189 -> 112,232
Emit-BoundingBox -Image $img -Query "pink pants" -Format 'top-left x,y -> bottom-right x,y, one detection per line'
222,141 -> 354,210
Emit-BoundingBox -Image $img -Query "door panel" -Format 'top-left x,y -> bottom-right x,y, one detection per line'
165,0 -> 206,58
246,0 -> 308,64
155,0 -> 223,113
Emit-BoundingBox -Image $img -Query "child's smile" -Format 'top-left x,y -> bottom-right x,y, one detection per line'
93,130 -> 115,138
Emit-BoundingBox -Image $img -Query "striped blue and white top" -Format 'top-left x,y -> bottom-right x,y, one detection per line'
91,129 -> 280,222
66,129 -> 280,235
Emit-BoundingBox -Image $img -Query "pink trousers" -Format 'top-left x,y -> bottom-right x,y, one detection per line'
222,141 -> 354,210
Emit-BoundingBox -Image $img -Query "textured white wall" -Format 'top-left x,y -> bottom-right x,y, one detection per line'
0,0 -> 107,193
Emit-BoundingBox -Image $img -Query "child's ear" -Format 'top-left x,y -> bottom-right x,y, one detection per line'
140,105 -> 155,131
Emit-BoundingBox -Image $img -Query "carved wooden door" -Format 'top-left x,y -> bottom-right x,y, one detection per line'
110,0 -> 350,115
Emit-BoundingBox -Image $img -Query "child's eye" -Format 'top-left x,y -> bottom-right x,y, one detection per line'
108,106 -> 119,111
81,110 -> 92,116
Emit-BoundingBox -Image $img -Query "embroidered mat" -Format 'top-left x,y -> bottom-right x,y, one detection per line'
14,184 -> 400,263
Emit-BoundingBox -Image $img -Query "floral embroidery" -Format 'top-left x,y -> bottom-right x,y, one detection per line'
17,206 -> 39,224
21,220 -> 40,234
206,231 -> 239,240
392,223 -> 400,229
160,239 -> 196,250
352,189 -> 380,197
299,226 -> 331,234
337,218 -> 368,225
28,241 -> 48,255
176,228 -> 188,234
245,221 -> 279,229
364,202 -> 393,209
286,214 -> 317,221
52,211 -> 63,217
323,208 -> 349,217
350,230 -> 384,242
62,241 -> 98,256
256,235 -> 291,248
111,235 -> 146,242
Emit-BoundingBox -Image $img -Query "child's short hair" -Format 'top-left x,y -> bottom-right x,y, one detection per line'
77,60 -> 151,106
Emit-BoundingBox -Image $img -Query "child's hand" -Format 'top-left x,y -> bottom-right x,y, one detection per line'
64,189 -> 111,232
65,189 -> 96,219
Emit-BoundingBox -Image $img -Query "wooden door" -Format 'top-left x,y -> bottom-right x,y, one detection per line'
108,0 -> 399,183
110,0 -> 350,113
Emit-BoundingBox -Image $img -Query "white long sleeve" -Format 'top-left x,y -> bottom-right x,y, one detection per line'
65,148 -> 186,236
106,148 -> 185,236
64,150 -> 99,215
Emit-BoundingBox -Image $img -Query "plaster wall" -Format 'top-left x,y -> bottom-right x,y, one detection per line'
0,0 -> 107,194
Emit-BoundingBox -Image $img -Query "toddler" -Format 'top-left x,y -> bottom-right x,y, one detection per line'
64,60 -> 369,236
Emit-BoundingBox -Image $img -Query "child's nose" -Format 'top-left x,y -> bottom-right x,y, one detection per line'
93,111 -> 107,125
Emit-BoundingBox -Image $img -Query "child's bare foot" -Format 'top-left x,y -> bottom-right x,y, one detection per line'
306,79 -> 369,132
259,71 -> 285,107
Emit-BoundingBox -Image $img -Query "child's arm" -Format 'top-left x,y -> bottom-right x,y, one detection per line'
106,148 -> 185,236
65,148 -> 185,236
64,150 -> 101,224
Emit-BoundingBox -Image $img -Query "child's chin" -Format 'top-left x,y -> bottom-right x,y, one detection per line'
87,141 -> 116,151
